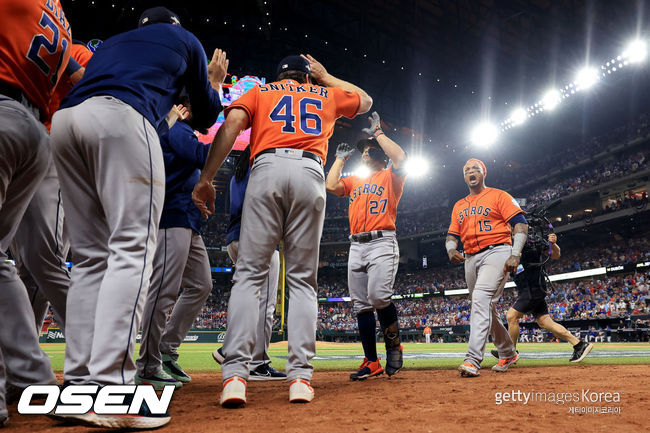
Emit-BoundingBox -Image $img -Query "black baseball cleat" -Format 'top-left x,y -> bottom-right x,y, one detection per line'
385,345 -> 403,376
491,349 -> 519,360
249,364 -> 287,381
570,341 -> 593,363
212,347 -> 225,365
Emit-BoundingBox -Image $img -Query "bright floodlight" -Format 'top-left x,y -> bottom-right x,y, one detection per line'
624,39 -> 647,63
470,122 -> 498,147
575,67 -> 599,89
404,157 -> 429,177
510,108 -> 527,126
541,89 -> 561,110
354,164 -> 370,178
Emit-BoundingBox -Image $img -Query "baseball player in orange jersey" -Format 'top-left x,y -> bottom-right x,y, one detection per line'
0,0 -> 83,426
0,0 -> 82,425
446,158 -> 529,377
9,42 -> 93,337
193,54 -> 372,406
326,111 -> 406,380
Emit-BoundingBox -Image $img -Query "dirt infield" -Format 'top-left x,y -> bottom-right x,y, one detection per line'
5,365 -> 648,432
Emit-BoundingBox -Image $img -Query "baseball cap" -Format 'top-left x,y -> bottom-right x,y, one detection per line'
276,55 -> 311,79
138,7 -> 181,28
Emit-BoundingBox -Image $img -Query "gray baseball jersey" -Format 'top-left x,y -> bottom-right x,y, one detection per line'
0,96 -> 57,413
463,244 -> 517,367
227,241 -> 280,370
51,96 -> 165,385
137,227 -> 212,377
221,150 -> 326,382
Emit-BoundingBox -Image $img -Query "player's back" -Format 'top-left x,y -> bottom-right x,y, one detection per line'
61,23 -> 220,130
0,0 -> 72,116
229,79 -> 359,162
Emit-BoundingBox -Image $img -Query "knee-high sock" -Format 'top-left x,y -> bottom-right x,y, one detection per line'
357,311 -> 378,362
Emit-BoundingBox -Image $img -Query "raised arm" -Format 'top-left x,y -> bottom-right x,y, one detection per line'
362,112 -> 406,168
302,54 -> 372,114
326,143 -> 354,196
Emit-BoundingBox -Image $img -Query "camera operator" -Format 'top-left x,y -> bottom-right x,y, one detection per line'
494,233 -> 594,363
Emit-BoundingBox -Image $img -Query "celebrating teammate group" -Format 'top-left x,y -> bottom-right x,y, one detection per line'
0,2 -> 592,430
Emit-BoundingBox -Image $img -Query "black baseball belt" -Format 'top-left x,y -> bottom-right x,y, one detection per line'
255,148 -> 322,165
468,242 -> 509,256
0,80 -> 42,120
349,230 -> 385,243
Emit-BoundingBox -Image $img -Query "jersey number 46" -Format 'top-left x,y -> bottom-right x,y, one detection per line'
269,95 -> 322,135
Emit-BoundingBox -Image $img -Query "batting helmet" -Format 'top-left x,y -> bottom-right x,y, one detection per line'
356,138 -> 388,166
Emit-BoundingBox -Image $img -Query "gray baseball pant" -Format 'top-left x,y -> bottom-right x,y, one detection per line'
348,232 -> 399,314
0,96 -> 56,408
51,96 -> 164,385
10,158 -> 69,332
222,150 -> 325,382
227,241 -> 280,370
463,244 -> 516,367
137,227 -> 212,377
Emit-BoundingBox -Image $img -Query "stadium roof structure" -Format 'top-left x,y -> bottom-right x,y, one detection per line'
67,0 -> 650,173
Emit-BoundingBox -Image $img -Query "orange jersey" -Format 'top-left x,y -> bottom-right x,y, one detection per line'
340,166 -> 406,235
0,0 -> 72,114
224,79 -> 360,162
447,187 -> 524,254
44,43 -> 93,130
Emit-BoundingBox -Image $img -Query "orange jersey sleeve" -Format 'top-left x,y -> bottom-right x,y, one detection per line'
225,79 -> 361,162
448,187 -> 523,254
0,0 -> 72,114
343,166 -> 406,235
44,43 -> 93,130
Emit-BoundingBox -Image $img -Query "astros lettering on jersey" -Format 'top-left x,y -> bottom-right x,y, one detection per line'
447,187 -> 523,254
0,0 -> 72,114
225,79 -> 360,162
340,166 -> 406,235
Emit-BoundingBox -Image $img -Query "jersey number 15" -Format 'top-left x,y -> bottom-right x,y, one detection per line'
478,220 -> 492,232
269,95 -> 322,135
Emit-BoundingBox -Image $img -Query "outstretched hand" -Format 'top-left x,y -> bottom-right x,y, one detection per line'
362,111 -> 383,137
192,178 -> 215,220
208,48 -> 230,89
300,54 -> 327,81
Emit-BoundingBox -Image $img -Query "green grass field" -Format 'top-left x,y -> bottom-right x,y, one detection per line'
40,342 -> 650,372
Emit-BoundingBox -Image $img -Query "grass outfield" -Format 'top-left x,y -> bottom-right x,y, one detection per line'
41,342 -> 649,372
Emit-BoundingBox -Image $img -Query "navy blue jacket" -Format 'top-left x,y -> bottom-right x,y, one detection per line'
61,23 -> 221,131
159,121 -> 209,234
226,168 -> 250,245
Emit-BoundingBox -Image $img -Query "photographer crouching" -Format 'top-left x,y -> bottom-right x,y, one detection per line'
494,233 -> 594,363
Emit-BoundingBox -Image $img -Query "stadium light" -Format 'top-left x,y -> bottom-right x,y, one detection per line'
541,89 -> 561,111
575,67 -> 599,90
623,39 -> 647,63
470,122 -> 498,147
510,108 -> 527,126
353,164 -> 370,178
404,157 -> 429,177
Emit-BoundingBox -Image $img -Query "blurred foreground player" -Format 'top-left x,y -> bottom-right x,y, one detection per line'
193,54 -> 372,406
212,147 -> 286,381
491,233 -> 593,362
446,158 -> 528,377
0,0 -> 81,425
136,100 -> 223,390
50,7 -> 225,429
326,112 -> 407,380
